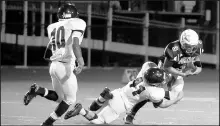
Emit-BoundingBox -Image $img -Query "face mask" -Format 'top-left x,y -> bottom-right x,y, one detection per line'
181,43 -> 198,54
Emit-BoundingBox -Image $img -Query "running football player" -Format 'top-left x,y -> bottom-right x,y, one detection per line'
63,62 -> 183,124
23,3 -> 86,126
124,29 -> 204,124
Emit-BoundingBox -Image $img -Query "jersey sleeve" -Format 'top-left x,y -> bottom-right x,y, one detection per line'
70,19 -> 86,38
47,24 -> 54,39
148,88 -> 165,103
164,44 -> 176,61
163,43 -> 179,68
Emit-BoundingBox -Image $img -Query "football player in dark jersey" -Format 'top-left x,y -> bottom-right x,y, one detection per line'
124,29 -> 204,124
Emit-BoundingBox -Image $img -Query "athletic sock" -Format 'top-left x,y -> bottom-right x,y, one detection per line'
43,116 -> 56,125
36,87 -> 58,101
43,100 -> 70,125
55,100 -> 70,117
96,96 -> 105,106
131,100 -> 148,115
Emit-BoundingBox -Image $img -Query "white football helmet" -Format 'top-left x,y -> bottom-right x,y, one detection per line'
180,29 -> 199,54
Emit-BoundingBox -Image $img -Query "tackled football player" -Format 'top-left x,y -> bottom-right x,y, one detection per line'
23,3 -> 86,126
63,61 -> 183,124
124,29 -> 204,124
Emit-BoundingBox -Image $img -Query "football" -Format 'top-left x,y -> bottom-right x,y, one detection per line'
182,62 -> 197,73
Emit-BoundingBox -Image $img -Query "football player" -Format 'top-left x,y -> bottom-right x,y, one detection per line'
124,29 -> 204,124
23,3 -> 86,126
63,61 -> 183,124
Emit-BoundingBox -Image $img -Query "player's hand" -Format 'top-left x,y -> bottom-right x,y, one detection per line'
73,65 -> 83,75
182,70 -> 194,77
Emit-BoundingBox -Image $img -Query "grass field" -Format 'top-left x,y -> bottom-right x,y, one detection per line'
1,67 -> 219,125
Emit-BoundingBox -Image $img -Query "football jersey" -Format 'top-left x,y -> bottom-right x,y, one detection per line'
47,18 -> 86,64
120,61 -> 165,109
163,40 -> 203,71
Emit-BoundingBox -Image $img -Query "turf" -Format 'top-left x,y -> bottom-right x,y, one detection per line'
1,67 -> 219,125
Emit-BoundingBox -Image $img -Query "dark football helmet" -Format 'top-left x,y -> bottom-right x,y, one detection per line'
57,3 -> 79,20
144,68 -> 166,85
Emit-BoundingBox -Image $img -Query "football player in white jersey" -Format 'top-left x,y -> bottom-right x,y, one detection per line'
63,62 -> 183,124
23,3 -> 86,126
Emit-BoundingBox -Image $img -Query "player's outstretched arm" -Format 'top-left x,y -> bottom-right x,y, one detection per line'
72,36 -> 84,74
156,91 -> 184,108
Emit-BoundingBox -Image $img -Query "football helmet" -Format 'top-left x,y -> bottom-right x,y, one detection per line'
180,29 -> 199,55
144,68 -> 166,86
57,3 -> 79,21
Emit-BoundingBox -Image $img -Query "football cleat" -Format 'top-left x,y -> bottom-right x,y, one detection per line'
100,87 -> 113,100
64,103 -> 82,120
124,113 -> 135,125
23,83 -> 38,105
89,100 -> 102,111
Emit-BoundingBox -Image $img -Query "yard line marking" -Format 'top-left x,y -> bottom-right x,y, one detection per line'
182,97 -> 219,102
141,108 -> 205,113
85,97 -> 219,102
1,114 -> 41,119
1,101 -> 23,104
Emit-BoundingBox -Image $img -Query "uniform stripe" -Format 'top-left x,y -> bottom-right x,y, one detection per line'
72,30 -> 84,36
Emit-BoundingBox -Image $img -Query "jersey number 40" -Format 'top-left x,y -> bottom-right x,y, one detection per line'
44,26 -> 66,60
50,26 -> 66,51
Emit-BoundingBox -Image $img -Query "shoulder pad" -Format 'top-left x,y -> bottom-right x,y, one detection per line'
47,23 -> 54,31
69,18 -> 86,31
164,42 -> 180,60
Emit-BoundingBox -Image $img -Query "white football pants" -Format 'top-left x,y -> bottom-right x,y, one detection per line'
91,89 -> 127,124
49,61 -> 78,105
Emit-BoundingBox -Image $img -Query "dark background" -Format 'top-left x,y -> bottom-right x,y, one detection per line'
1,0 -> 218,68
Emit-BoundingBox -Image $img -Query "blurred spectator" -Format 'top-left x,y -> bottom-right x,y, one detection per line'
110,1 -> 121,10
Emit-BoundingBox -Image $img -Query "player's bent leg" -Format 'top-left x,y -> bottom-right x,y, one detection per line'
42,62 -> 73,126
64,103 -> 100,123
43,100 -> 70,125
23,83 -> 38,105
89,88 -> 126,124
62,73 -> 78,105
124,100 -> 148,124
89,87 -> 113,111
96,105 -> 119,124
24,83 -> 59,106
